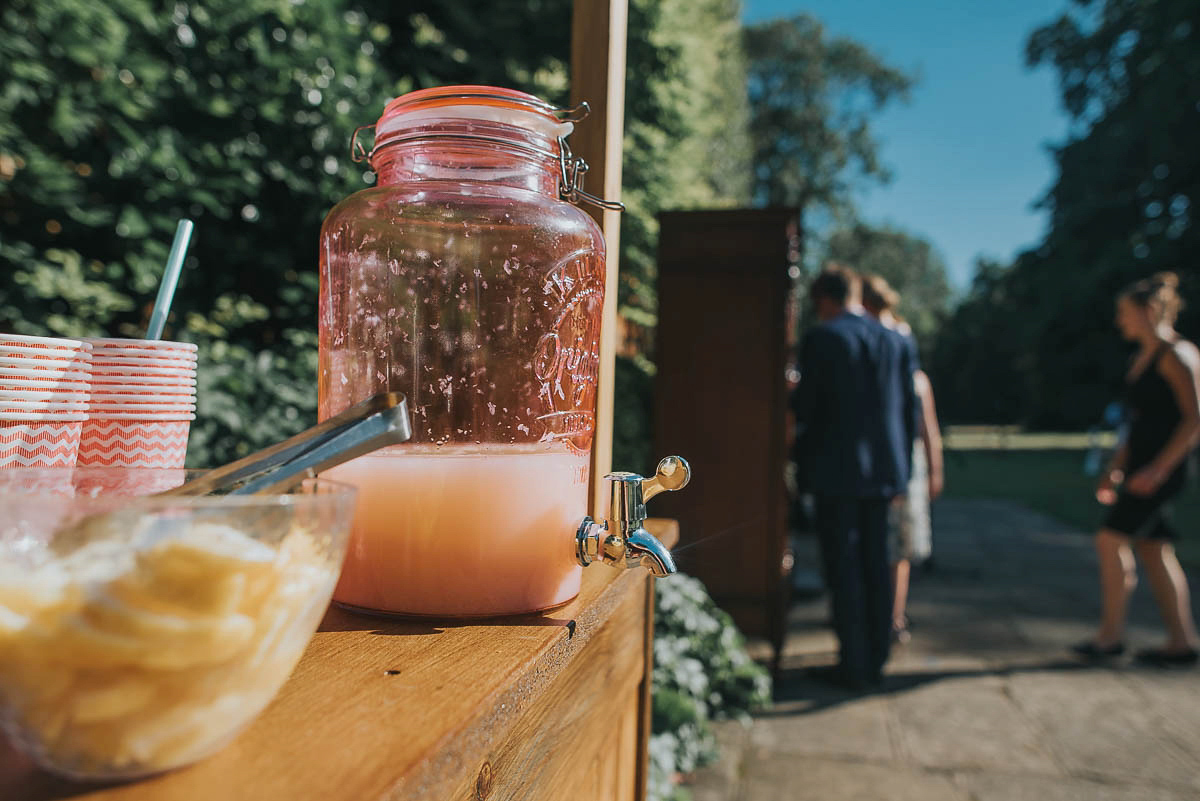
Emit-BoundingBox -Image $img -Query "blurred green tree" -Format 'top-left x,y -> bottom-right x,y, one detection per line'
1021,0 -> 1199,427
743,14 -> 912,219
616,0 -> 754,474
0,0 -> 752,472
932,0 -> 1198,427
0,0 -> 406,462
822,222 -> 952,354
929,257 -> 1033,425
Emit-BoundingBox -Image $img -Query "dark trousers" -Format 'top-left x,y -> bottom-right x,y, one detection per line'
814,495 -> 892,683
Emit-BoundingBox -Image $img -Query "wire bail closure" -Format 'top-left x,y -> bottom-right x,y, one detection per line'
557,101 -> 592,124
350,98 -> 624,212
557,136 -> 625,212
350,125 -> 375,163
553,101 -> 624,210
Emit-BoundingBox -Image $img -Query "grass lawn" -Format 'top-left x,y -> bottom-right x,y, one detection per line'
942,447 -> 1200,567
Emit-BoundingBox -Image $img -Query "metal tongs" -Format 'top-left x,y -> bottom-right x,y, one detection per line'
162,392 -> 411,496
47,394 -> 408,553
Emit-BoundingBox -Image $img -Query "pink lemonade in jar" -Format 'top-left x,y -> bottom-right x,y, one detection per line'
327,444 -> 589,617
319,87 -> 608,617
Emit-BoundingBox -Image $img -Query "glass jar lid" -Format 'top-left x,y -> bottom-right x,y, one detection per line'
351,85 -> 622,211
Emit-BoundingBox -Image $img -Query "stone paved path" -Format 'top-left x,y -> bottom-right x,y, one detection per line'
687,498 -> 1200,801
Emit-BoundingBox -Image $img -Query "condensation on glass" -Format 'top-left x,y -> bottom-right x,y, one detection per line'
318,86 -> 607,617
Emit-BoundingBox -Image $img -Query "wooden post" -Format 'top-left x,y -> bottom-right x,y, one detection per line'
570,0 -> 627,515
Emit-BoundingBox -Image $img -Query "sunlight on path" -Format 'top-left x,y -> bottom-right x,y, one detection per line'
686,498 -> 1200,801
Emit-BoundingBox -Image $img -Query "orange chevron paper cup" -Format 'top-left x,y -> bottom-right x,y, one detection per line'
0,418 -> 84,467
0,345 -> 91,361
77,419 -> 191,468
0,334 -> 89,352
91,356 -> 197,370
87,388 -> 195,400
90,374 -> 196,387
84,337 -> 197,355
85,346 -> 196,360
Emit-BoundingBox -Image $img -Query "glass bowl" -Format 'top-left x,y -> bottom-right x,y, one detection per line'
0,468 -> 356,780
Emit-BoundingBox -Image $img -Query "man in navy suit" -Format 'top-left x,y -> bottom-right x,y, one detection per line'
792,264 -> 917,689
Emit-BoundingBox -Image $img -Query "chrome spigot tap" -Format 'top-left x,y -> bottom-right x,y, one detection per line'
575,456 -> 691,578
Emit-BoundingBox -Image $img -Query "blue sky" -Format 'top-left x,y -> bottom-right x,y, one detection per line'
743,0 -> 1074,288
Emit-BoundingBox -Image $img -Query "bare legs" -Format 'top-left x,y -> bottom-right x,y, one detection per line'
891,559 -> 910,637
1092,529 -> 1199,652
1094,529 -> 1137,647
1135,539 -> 1200,652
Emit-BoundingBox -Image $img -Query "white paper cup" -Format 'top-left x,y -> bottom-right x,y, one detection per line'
90,363 -> 195,375
0,412 -> 90,418
0,345 -> 91,360
90,375 -> 197,388
86,382 -> 197,392
0,334 -> 88,351
90,375 -> 196,384
0,368 -> 92,385
0,389 -> 91,401
0,356 -> 92,371
87,391 -> 197,402
0,401 -> 90,412
0,384 -> 91,396
0,385 -> 91,398
86,403 -> 197,413
0,412 -> 89,422
86,347 -> 197,362
87,406 -> 198,414
84,412 -> 197,421
91,357 -> 197,371
84,337 -> 197,354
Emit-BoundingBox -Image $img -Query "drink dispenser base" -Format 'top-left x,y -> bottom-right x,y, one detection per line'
318,86 -> 686,618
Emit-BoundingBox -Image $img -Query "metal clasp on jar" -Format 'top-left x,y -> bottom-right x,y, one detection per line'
556,131 -> 625,212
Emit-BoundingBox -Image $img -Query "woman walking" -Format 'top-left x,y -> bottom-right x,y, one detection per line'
861,275 -> 944,644
1077,272 -> 1200,666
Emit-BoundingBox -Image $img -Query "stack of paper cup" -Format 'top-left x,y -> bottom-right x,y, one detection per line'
0,335 -> 93,467
79,338 -> 197,468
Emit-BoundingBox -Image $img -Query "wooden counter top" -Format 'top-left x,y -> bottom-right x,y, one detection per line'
0,520 -> 679,801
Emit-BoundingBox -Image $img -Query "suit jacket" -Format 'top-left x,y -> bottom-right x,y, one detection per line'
791,309 -> 917,499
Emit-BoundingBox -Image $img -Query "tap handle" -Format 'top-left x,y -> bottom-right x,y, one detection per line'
641,456 -> 691,503
581,455 -> 690,576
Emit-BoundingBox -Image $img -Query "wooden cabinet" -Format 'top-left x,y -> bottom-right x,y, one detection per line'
653,209 -> 799,671
0,521 -> 678,801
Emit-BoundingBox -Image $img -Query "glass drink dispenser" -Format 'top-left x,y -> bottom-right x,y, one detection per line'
319,86 -> 687,617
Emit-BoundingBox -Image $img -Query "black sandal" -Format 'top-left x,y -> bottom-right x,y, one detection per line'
1071,641 -> 1126,659
1134,647 -> 1199,668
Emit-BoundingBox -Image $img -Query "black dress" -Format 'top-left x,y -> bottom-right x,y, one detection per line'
1104,344 -> 1193,540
